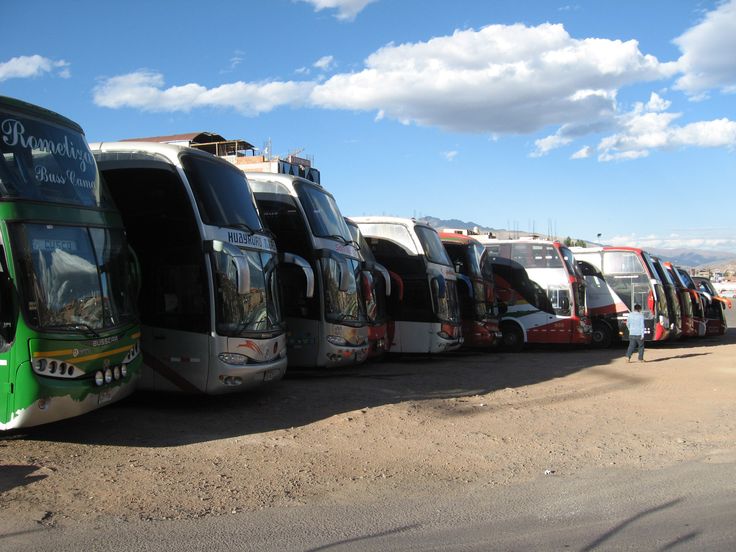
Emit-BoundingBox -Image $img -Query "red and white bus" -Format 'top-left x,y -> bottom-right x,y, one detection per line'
574,247 -> 671,342
477,238 -> 591,349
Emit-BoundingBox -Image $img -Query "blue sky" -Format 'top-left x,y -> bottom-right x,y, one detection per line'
2,0 -> 735,252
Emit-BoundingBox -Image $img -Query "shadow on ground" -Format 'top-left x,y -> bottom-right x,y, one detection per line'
6,328 -> 734,448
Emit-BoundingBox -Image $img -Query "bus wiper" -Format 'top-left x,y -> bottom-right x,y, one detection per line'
225,222 -> 254,235
325,234 -> 348,244
46,323 -> 101,338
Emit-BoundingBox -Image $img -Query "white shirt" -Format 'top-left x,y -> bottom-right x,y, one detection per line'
627,310 -> 645,337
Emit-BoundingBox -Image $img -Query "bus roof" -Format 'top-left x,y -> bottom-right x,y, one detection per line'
246,170 -> 327,199
0,95 -> 84,135
90,140 -> 220,166
349,216 -> 435,231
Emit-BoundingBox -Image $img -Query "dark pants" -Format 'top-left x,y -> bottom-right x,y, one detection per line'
627,335 -> 645,360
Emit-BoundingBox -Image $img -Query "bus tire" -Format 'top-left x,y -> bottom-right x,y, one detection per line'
501,322 -> 524,352
591,322 -> 613,348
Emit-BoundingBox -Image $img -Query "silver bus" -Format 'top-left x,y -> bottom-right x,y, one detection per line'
93,142 -> 287,393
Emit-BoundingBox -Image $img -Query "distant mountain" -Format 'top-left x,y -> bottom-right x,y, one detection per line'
646,248 -> 736,268
417,215 -> 736,270
418,216 -> 495,232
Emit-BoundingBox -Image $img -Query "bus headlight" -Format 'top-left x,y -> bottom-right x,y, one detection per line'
113,366 -> 121,380
104,368 -> 113,384
218,353 -> 248,365
33,358 -> 81,379
95,371 -> 105,386
327,335 -> 348,346
121,364 -> 128,378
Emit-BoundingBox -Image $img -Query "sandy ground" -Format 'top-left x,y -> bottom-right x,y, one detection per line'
1,323 -> 735,528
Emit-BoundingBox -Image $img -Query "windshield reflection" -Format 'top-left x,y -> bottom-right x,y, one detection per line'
11,223 -> 137,330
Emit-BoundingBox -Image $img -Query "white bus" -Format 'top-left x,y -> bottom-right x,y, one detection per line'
351,217 -> 462,354
93,142 -> 288,393
247,172 -> 370,368
477,238 -> 591,349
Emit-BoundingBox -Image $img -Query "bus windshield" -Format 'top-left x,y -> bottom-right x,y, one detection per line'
602,251 -> 651,311
511,244 -> 564,269
181,153 -> 263,232
415,226 -> 452,266
0,109 -> 112,208
11,223 -> 137,331
212,248 -> 283,335
322,255 -> 366,325
294,182 -> 351,242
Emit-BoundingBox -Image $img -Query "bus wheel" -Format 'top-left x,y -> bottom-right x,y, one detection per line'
501,323 -> 524,352
591,322 -> 613,348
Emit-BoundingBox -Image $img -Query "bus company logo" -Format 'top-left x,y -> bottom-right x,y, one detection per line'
92,336 -> 119,348
226,231 -> 277,251
103,358 -> 110,368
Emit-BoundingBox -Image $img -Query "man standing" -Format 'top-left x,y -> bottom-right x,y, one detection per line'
626,304 -> 646,362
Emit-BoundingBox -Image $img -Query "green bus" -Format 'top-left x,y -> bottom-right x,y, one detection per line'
0,96 -> 142,429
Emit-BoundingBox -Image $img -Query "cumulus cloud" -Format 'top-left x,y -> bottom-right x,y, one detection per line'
0,55 -> 70,82
310,23 -> 675,134
673,0 -> 736,98
442,150 -> 458,161
297,0 -> 377,21
597,96 -> 736,161
93,71 -> 315,115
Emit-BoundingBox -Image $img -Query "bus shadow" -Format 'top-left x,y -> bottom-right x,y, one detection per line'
15,344 -> 639,447
11,327 -> 734,447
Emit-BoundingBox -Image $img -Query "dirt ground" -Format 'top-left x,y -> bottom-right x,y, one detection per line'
2,327 -> 735,528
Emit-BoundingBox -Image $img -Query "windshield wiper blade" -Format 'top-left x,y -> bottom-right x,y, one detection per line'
325,234 -> 348,244
46,323 -> 101,338
225,222 -> 254,235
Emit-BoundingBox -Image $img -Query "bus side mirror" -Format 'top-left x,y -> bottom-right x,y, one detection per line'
283,252 -> 315,298
498,301 -> 508,315
233,255 -> 251,295
339,258 -> 351,292
457,274 -> 474,298
373,262 -> 391,297
210,240 -> 250,295
430,272 -> 447,299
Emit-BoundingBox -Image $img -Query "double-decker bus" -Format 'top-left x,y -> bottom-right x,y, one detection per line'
477,238 -> 591,348
439,232 -> 501,348
0,96 -> 141,429
345,218 -> 392,359
574,247 -> 670,342
351,217 -> 462,354
93,142 -> 287,393
247,172 -> 369,367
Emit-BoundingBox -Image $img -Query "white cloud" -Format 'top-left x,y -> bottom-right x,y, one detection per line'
0,55 -> 70,82
297,0 -> 377,21
93,71 -> 315,115
313,55 -> 336,71
310,23 -> 674,135
608,232 -> 736,253
442,150 -> 458,161
570,145 -> 591,159
673,0 -> 736,98
597,98 -> 736,161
